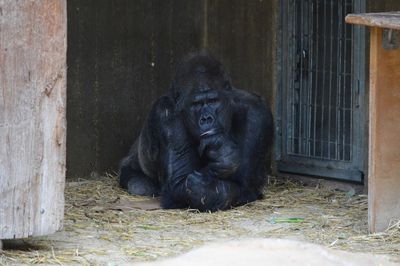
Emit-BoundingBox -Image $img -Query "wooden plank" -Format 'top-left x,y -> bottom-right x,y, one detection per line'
66,0 -> 203,176
0,0 -> 67,239
346,12 -> 400,30
368,27 -> 400,232
205,0 -> 277,103
203,0 -> 277,169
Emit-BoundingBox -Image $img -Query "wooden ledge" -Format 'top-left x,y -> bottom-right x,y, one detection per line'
346,12 -> 400,30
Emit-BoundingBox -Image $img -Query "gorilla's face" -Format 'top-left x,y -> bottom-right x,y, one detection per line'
172,52 -> 234,140
182,78 -> 233,140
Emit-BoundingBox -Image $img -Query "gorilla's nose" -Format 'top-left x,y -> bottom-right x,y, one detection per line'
199,114 -> 214,127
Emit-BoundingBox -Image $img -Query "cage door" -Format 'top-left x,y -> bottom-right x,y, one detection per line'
277,0 -> 366,182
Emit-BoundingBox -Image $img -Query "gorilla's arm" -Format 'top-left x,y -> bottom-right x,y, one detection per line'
229,89 -> 273,205
198,133 -> 241,179
158,103 -> 240,211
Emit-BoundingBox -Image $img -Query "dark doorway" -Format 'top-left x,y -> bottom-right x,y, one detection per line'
277,0 -> 366,182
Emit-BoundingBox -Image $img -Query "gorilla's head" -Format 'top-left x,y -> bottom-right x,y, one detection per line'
171,52 -> 234,140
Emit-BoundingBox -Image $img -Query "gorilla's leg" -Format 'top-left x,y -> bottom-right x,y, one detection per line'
156,114 -> 240,211
119,141 -> 160,197
119,96 -> 177,197
161,171 -> 239,212
154,108 -> 241,211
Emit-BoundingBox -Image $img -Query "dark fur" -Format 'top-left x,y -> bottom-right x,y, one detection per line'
119,52 -> 273,212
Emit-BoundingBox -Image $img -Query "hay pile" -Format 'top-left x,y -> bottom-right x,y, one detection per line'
1,175 -> 399,265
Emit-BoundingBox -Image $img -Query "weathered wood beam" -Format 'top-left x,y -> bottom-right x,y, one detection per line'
0,0 -> 67,239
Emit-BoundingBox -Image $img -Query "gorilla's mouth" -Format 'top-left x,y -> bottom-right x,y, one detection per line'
200,128 -> 222,138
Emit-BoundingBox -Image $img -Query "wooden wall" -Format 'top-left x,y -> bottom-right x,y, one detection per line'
66,0 -> 278,177
205,0 -> 277,104
67,0 -> 204,176
66,0 -> 400,178
368,0 -> 400,12
0,0 -> 66,239
204,0 -> 278,169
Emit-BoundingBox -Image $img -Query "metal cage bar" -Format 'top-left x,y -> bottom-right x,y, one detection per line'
277,0 -> 366,182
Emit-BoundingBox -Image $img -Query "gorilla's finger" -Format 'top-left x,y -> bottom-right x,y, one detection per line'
198,140 -> 208,157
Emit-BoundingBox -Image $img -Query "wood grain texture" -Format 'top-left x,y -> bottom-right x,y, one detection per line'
66,0 -> 203,177
0,0 -> 67,239
368,27 -> 400,233
66,0 -> 278,177
205,0 -> 277,104
346,12 -> 400,30
204,0 -> 277,171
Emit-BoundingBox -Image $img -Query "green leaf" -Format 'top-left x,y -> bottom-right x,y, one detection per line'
270,217 -> 305,224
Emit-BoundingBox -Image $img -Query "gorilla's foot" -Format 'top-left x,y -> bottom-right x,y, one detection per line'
127,176 -> 160,197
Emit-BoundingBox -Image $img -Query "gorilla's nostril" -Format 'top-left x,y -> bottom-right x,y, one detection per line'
199,115 -> 213,126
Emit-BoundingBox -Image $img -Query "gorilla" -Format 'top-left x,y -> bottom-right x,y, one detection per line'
119,52 -> 273,212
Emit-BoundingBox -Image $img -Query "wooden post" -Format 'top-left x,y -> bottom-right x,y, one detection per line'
368,27 -> 400,233
346,12 -> 400,232
0,0 -> 67,239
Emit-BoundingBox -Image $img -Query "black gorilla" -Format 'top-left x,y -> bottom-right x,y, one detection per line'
119,52 -> 273,211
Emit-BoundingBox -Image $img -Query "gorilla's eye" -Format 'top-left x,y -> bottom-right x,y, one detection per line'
191,101 -> 203,110
207,98 -> 220,106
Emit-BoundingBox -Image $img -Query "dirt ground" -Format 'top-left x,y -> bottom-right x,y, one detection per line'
1,176 -> 399,265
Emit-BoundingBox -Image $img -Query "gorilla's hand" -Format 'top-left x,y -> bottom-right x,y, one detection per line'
198,134 -> 240,179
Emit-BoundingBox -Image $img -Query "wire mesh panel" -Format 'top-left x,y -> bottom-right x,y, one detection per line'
277,0 -> 365,181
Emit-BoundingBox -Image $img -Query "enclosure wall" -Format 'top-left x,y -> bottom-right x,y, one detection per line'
204,0 -> 278,104
66,0 -> 278,177
67,0 -> 203,177
368,0 -> 400,12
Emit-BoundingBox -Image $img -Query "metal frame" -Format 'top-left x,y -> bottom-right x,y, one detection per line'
276,0 -> 366,182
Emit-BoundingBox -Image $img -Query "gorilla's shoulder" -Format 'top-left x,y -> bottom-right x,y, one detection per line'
142,95 -> 178,129
150,94 -> 176,116
230,88 -> 268,110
